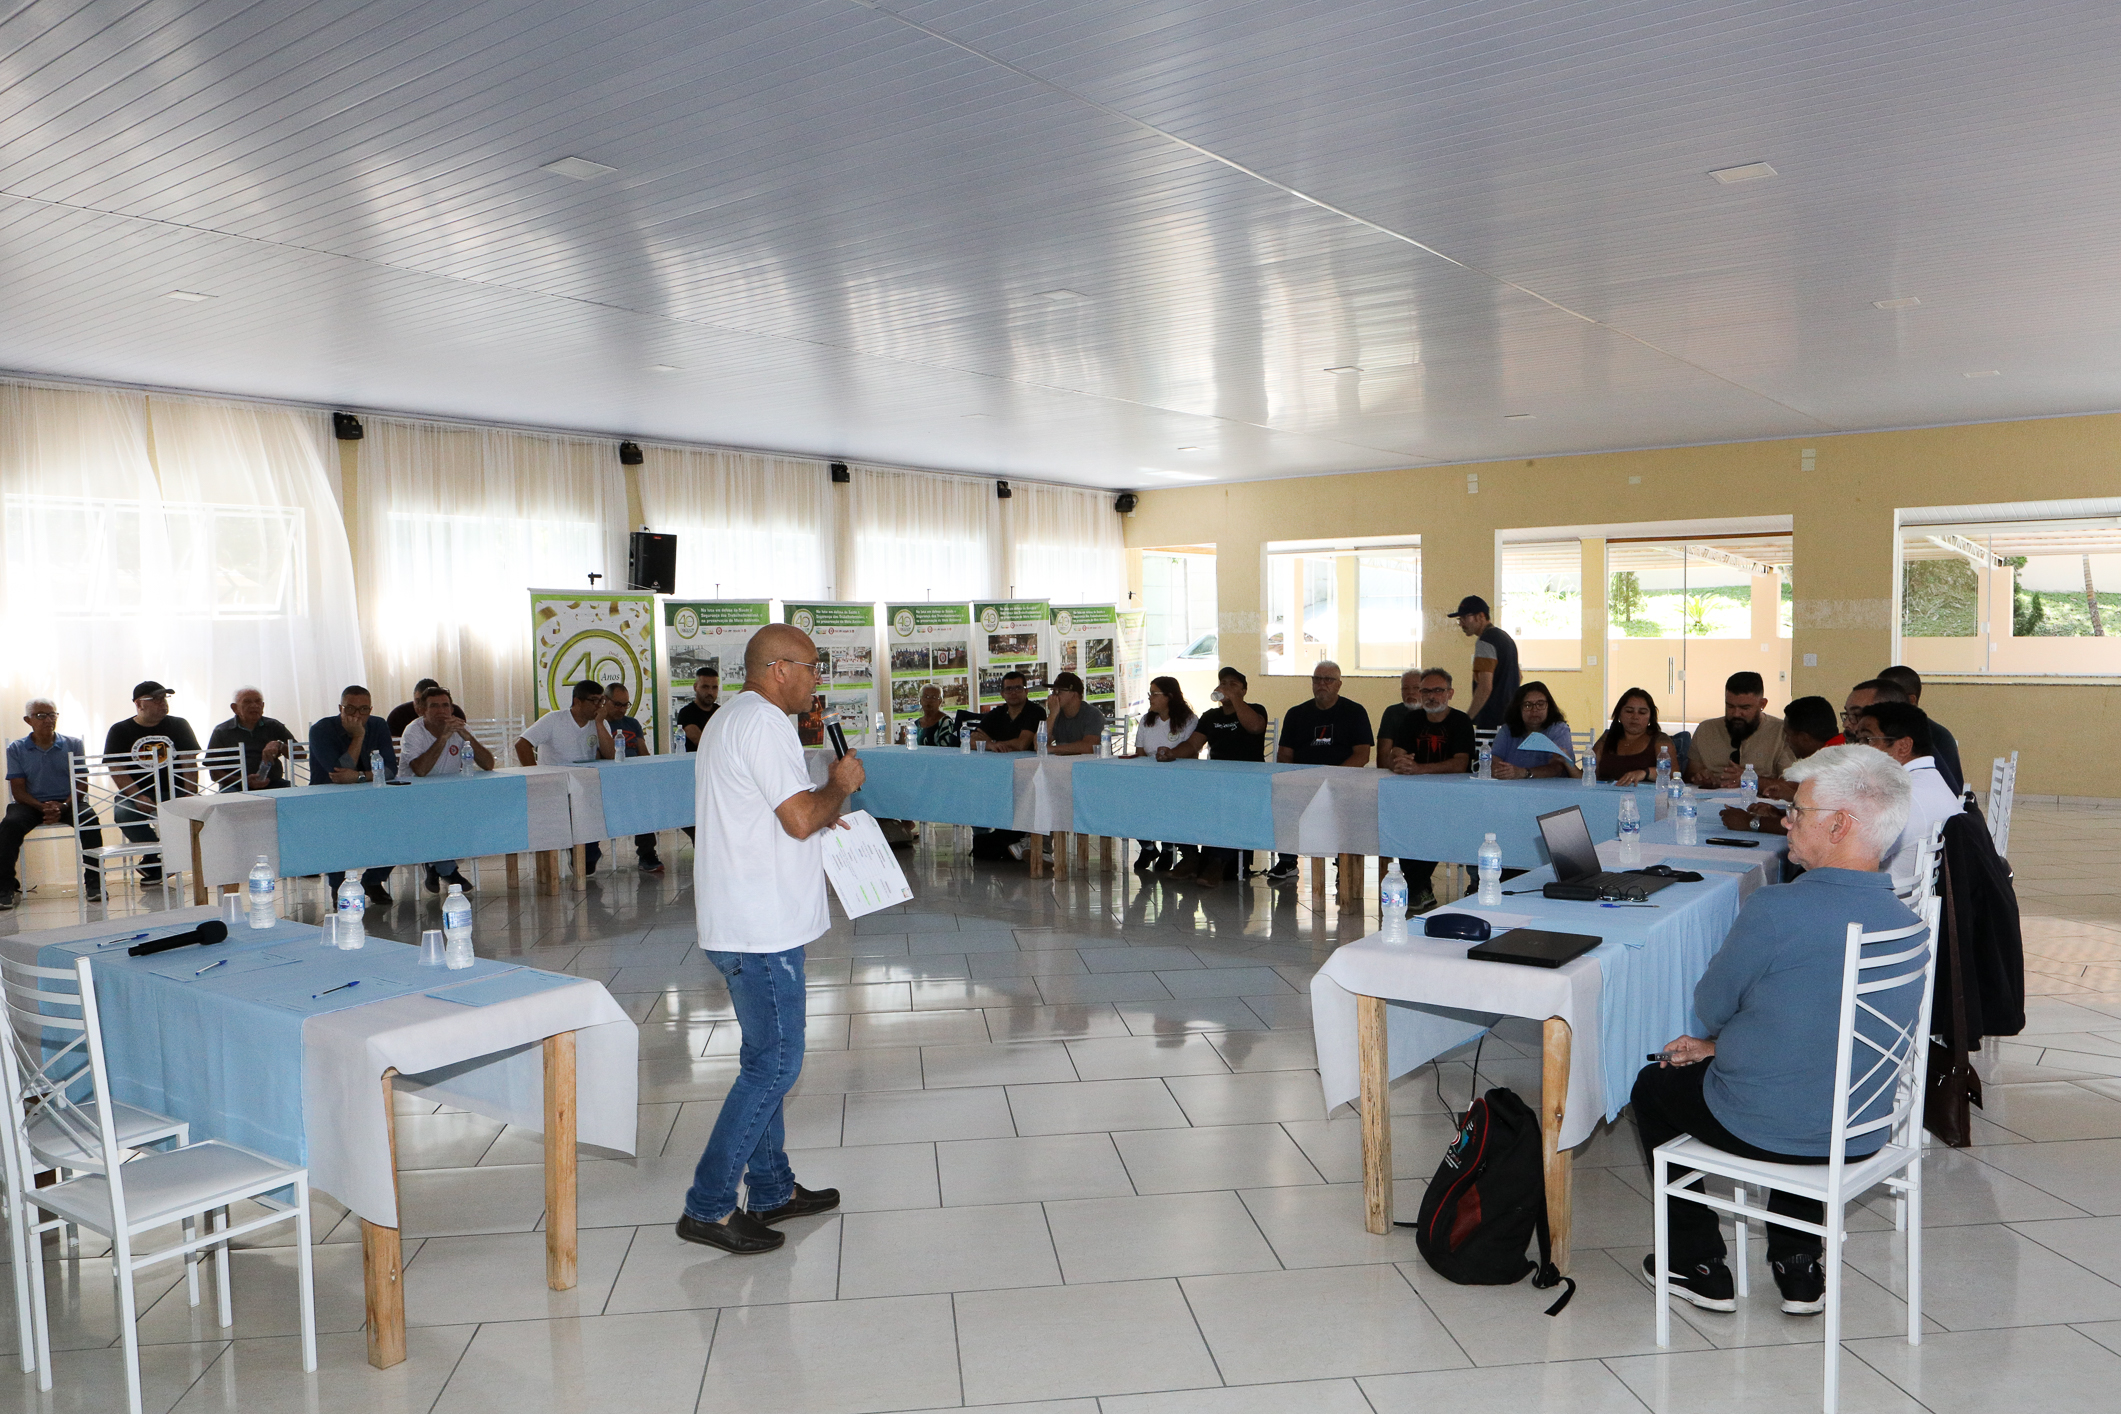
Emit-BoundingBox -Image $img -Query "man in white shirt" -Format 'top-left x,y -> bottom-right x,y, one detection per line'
399,686 -> 496,893
515,679 -> 616,874
677,624 -> 864,1256
1851,701 -> 1962,896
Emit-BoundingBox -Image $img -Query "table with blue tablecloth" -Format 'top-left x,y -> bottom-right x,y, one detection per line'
3,907 -> 636,1367
1377,774 -> 1659,868
1310,824 -> 1790,1267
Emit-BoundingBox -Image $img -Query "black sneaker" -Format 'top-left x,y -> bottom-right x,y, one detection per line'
1642,1253 -> 1736,1311
1409,889 -> 1438,914
747,1184 -> 840,1225
423,866 -> 441,895
364,881 -> 394,908
1265,858 -> 1298,882
0,890 -> 18,911
1133,843 -> 1158,870
676,1209 -> 785,1254
1772,1255 -> 1827,1314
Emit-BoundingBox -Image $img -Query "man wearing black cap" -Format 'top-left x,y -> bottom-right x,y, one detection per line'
103,680 -> 201,885
1448,596 -> 1519,731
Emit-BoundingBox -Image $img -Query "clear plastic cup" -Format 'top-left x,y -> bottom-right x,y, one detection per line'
419,929 -> 447,967
221,891 -> 243,926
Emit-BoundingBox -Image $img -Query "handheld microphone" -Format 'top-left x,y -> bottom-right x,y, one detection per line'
127,920 -> 230,957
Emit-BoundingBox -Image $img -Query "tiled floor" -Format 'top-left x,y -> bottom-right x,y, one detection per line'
7,805 -> 2121,1412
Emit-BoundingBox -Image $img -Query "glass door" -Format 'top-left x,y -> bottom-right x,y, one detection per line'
1606,536 -> 1792,730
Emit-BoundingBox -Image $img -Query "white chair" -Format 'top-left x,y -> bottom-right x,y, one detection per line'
1652,900 -> 1941,1414
68,746 -> 249,920
1,955 -> 316,1414
1986,752 -> 2017,858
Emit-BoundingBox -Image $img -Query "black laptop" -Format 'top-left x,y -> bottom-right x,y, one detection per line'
1536,806 -> 1685,896
1467,929 -> 1603,969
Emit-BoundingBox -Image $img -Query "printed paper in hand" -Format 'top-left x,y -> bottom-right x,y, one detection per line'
1515,731 -> 1570,756
821,810 -> 915,919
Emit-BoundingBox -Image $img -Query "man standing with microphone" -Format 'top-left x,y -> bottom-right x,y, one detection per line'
676,623 -> 865,1254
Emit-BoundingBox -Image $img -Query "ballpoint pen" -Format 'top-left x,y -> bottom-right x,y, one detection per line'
195,958 -> 228,976
96,932 -> 154,949
1600,902 -> 1660,909
312,980 -> 360,999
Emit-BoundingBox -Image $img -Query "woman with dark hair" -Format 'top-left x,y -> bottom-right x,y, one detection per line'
1490,680 -> 1578,779
1595,687 -> 1676,785
1128,676 -> 1200,871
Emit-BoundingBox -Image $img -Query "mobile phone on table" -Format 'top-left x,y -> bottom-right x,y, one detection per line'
1705,836 -> 1759,848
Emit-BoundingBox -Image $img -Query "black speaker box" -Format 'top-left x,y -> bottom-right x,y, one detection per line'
629,531 -> 677,594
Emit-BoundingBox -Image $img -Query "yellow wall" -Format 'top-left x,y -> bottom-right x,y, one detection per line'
1125,414 -> 2121,799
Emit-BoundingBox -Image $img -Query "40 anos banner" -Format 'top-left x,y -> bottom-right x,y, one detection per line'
663,600 -> 770,749
972,599 -> 1050,707
531,590 -> 660,747
885,603 -> 973,720
1049,604 -> 1119,706
785,602 -> 878,747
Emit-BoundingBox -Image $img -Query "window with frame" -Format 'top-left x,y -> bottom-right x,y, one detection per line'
4,494 -> 305,620
1265,540 -> 1420,675
1499,540 -> 1581,668
1899,502 -> 2121,676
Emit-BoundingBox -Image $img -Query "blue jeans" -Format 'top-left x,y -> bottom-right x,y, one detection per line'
683,946 -> 805,1222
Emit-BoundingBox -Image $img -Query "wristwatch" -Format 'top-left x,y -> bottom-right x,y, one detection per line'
1749,816 -> 1762,831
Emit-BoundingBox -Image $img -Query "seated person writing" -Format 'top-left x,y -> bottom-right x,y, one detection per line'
398,686 -> 495,893
970,671 -> 1044,751
1720,695 -> 1836,833
1044,671 -> 1105,755
1489,681 -> 1578,779
1633,744 -> 1924,1316
1684,672 -> 1797,790
307,685 -> 397,905
1593,687 -> 1676,784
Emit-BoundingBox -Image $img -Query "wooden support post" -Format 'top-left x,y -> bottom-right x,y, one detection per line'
1309,856 -> 1326,901
1052,831 -> 1069,880
362,1068 -> 405,1368
190,821 -> 209,906
1540,1016 -> 1574,1275
535,850 -> 559,895
1029,835 -> 1045,878
1100,836 -> 1113,872
506,853 -> 519,890
1338,853 -> 1362,909
1076,833 -> 1089,871
570,843 -> 588,892
1358,994 -> 1392,1234
545,1032 -> 578,1289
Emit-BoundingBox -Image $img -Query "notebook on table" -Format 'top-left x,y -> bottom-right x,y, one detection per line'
1466,929 -> 1603,969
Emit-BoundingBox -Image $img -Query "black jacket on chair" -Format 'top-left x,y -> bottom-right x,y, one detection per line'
1937,804 -> 2025,1047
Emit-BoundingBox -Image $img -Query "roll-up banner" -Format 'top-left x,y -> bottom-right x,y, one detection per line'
1117,609 -> 1149,720
661,600 -> 771,752
885,603 -> 974,722
785,601 -> 879,748
972,600 -> 1051,707
531,590 -> 661,748
1048,604 -> 1119,710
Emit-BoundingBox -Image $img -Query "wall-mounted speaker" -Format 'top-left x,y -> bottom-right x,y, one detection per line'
628,531 -> 677,594
1114,492 -> 1138,514
332,413 -> 364,441
996,479 -> 1012,500
830,461 -> 851,483
618,440 -> 645,466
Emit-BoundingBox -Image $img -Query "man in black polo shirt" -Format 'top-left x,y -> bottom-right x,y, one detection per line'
1449,595 -> 1520,731
1380,666 -> 1476,910
1183,667 -> 1268,885
971,671 -> 1045,751
1265,661 -> 1372,882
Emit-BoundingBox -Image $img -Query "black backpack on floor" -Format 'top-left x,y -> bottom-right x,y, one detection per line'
1400,1086 -> 1575,1315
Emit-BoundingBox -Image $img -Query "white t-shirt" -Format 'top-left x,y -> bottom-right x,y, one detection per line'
1134,713 -> 1198,758
1886,755 -> 1963,896
521,707 -> 602,765
397,718 -> 476,780
694,691 -> 829,953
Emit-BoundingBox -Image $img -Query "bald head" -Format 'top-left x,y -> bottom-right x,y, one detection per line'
745,624 -> 822,712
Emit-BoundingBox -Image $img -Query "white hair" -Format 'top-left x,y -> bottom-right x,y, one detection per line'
231,685 -> 263,701
1783,744 -> 1912,860
1313,660 -> 1343,676
23,697 -> 56,716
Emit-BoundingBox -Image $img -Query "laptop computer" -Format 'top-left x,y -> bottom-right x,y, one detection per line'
1535,806 -> 1685,896
1467,928 -> 1603,969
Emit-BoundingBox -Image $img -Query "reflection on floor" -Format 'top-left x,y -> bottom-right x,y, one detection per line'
7,806 -> 2121,1412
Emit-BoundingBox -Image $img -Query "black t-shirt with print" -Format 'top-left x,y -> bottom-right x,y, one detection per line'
1279,699 -> 1374,766
104,715 -> 203,800
1379,703 -> 1475,767
1194,705 -> 1268,762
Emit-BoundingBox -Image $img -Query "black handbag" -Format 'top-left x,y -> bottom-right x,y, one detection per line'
1925,853 -> 1985,1147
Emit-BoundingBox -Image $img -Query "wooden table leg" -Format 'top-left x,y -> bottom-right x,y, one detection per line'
190,822 -> 208,906
1076,833 -> 1089,871
1338,853 -> 1362,908
1100,836 -> 1113,873
362,1068 -> 405,1368
1358,994 -> 1392,1234
1029,835 -> 1045,878
545,1032 -> 578,1290
1541,1016 -> 1574,1275
1053,831 -> 1069,880
536,850 -> 558,895
506,853 -> 519,890
570,844 -> 587,892
1309,856 -> 1326,901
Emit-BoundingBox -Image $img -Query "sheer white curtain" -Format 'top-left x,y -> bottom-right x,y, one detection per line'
637,446 -> 831,600
1008,480 -> 1126,605
848,467 -> 1001,603
0,381 -> 362,750
357,418 -> 615,725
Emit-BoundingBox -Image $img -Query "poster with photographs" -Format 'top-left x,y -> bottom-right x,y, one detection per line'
973,599 -> 1051,708
531,589 -> 660,751
884,603 -> 973,725
1049,604 -> 1119,710
1118,608 -> 1149,720
662,600 -> 770,752
785,602 -> 879,748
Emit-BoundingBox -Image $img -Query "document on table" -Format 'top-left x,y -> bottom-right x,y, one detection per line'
821,810 -> 915,919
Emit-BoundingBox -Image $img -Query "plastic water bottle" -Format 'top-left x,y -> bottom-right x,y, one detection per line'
1738,763 -> 1758,808
334,876 -> 366,947
1477,833 -> 1503,905
613,727 -> 625,762
245,855 -> 277,929
960,728 -> 972,754
369,748 -> 386,786
458,736 -> 473,774
1676,788 -> 1699,846
1476,744 -> 1493,779
1035,721 -> 1049,756
874,712 -> 888,746
1617,795 -> 1642,865
903,721 -> 917,750
442,884 -> 475,969
1580,750 -> 1596,786
1379,861 -> 1409,941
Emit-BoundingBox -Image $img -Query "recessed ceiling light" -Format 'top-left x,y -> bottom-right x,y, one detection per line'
1709,162 -> 1778,184
1964,369 -> 2001,378
1873,296 -> 1922,311
541,156 -> 615,181
1323,365 -> 1362,375
1175,445 -> 1202,452
1147,469 -> 1213,481
1505,413 -> 1536,420
646,363 -> 679,373
1032,288 -> 1086,303
164,290 -> 212,302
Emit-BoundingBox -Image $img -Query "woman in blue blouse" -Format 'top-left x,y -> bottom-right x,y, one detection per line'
1490,681 -> 1580,779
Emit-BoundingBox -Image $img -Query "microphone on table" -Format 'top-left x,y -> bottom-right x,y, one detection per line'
127,920 -> 229,957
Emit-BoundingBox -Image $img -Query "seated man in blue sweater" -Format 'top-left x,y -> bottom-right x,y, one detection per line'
1632,744 -> 1924,1316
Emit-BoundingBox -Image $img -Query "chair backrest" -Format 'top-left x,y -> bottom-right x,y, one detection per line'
1824,898 -> 1942,1176
1669,729 -> 1692,771
1986,752 -> 2017,857
0,956 -> 131,1228
464,718 -> 522,750
1906,818 -> 1947,910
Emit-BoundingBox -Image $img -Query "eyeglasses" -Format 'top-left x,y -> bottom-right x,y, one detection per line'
766,658 -> 823,675
1783,803 -> 1852,826
26,711 -> 56,720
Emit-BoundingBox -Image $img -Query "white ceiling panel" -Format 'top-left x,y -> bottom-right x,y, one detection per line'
0,1 -> 2115,487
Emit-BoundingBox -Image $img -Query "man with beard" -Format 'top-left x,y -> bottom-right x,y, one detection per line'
1683,671 -> 1795,790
